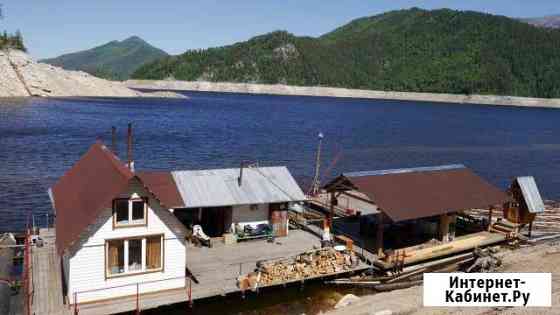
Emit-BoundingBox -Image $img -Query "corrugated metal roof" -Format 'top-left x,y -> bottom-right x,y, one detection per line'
325,164 -> 508,222
344,164 -> 465,177
516,176 -> 545,213
172,166 -> 306,208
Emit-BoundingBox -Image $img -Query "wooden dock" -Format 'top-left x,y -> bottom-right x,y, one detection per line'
31,228 -> 70,315
30,228 -> 369,315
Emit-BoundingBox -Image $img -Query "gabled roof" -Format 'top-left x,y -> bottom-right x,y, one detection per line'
52,142 -> 305,253
171,166 -> 306,208
324,164 -> 508,222
136,171 -> 184,209
52,142 -> 135,255
514,176 -> 545,214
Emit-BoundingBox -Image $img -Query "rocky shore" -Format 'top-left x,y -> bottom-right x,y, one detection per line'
126,80 -> 560,109
0,50 -> 183,98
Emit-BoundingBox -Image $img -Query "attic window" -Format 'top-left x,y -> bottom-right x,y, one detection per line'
113,198 -> 147,228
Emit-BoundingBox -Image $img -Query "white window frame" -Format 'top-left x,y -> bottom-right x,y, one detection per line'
105,234 -> 164,278
113,197 -> 148,228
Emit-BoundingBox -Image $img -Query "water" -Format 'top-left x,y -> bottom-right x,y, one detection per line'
2,92 -> 560,233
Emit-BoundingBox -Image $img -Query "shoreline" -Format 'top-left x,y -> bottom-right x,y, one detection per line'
0,50 -> 184,98
126,80 -> 560,109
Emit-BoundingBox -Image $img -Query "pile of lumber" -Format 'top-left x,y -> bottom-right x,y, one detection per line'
237,248 -> 358,290
468,202 -> 560,233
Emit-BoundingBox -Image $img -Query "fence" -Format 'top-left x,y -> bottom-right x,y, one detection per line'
72,276 -> 193,315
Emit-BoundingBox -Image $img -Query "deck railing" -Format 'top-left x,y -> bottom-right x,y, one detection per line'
72,276 -> 193,315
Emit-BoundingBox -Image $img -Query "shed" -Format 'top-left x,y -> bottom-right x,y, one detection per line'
503,176 -> 545,226
324,164 -> 508,251
140,166 -> 306,238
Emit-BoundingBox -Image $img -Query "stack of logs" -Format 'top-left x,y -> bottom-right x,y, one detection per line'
238,248 -> 358,290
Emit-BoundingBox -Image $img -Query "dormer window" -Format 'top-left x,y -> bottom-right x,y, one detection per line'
113,197 -> 147,228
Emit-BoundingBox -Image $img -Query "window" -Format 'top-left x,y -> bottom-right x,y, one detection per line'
146,236 -> 162,270
128,239 -> 142,272
113,198 -> 147,227
106,235 -> 163,278
107,240 -> 125,275
132,200 -> 145,221
115,200 -> 129,225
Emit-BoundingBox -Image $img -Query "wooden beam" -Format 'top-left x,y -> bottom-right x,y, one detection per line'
487,206 -> 494,230
376,212 -> 384,256
329,191 -> 336,228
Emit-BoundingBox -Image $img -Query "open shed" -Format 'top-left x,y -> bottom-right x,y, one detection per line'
323,164 -> 508,254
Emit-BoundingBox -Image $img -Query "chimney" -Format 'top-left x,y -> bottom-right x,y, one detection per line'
238,161 -> 245,186
127,123 -> 134,172
111,126 -> 117,156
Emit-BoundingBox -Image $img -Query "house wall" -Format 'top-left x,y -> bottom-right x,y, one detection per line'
231,204 -> 270,228
66,179 -> 187,304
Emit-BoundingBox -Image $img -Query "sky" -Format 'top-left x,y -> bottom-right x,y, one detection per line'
1,0 -> 559,59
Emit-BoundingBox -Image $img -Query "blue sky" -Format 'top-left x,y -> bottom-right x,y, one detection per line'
1,0 -> 558,59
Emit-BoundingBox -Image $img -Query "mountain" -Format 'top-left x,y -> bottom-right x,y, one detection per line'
41,36 -> 168,80
521,15 -> 560,29
132,8 -> 560,98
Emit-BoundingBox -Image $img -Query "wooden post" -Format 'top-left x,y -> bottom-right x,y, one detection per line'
136,283 -> 140,315
528,221 -> 533,238
440,214 -> 450,242
487,206 -> 494,230
376,212 -> 384,256
329,191 -> 335,228
74,292 -> 78,315
188,278 -> 193,308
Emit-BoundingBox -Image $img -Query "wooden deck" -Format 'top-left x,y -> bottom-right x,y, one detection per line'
39,229 -> 367,315
186,229 -> 363,299
31,228 -> 71,315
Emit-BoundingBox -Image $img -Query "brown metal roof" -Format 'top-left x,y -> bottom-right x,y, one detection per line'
52,141 -> 134,255
137,171 -> 184,209
326,165 -> 508,222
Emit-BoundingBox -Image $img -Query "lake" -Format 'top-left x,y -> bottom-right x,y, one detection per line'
1,92 -> 560,233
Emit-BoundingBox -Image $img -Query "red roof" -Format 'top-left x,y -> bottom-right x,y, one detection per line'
137,171 -> 184,209
52,142 -> 135,255
325,165 -> 508,222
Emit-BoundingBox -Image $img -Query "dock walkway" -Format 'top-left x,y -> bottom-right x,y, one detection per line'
31,228 -> 70,315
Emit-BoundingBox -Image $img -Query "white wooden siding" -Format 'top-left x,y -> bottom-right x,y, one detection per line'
67,178 -> 187,304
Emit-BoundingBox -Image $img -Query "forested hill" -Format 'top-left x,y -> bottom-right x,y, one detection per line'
41,36 -> 168,80
132,8 -> 560,98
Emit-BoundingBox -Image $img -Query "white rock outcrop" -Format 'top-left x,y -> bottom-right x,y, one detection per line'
1,50 -> 183,98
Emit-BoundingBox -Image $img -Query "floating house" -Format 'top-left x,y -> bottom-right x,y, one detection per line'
50,142 -> 189,304
322,164 -> 509,259
49,140 -> 306,308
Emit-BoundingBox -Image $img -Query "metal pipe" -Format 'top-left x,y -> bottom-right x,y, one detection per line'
127,123 -> 133,171
238,161 -> 245,186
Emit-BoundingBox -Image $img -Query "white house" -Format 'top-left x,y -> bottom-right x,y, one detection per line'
51,142 -> 188,304
50,141 -> 306,306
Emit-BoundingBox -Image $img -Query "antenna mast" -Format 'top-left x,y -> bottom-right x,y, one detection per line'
310,132 -> 324,196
